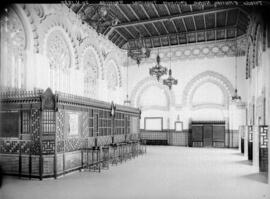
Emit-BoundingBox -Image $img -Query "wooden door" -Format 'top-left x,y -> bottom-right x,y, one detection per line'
213,125 -> 225,147
191,125 -> 203,147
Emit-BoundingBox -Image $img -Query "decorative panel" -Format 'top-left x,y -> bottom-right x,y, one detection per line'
248,125 -> 253,142
259,126 -> 268,148
83,49 -> 98,98
31,109 -> 41,154
42,140 -> 55,154
259,125 -> 268,172
65,138 -> 82,152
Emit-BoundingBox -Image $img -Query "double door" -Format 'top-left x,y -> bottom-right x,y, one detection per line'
191,121 -> 225,147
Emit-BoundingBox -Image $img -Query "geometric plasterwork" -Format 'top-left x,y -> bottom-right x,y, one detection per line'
182,71 -> 235,109
105,60 -> 119,90
83,48 -> 98,98
104,58 -> 122,89
46,29 -> 71,93
78,37 -> 103,78
246,12 -> 264,79
130,76 -> 175,111
129,38 -> 245,66
47,29 -> 71,70
38,14 -> 79,69
254,24 -> 263,68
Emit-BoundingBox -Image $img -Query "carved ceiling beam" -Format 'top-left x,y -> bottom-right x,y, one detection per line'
151,4 -> 162,36
115,4 -> 130,21
114,29 -> 128,41
128,25 -> 236,44
111,7 -> 239,29
140,5 -> 153,37
193,16 -> 197,31
125,27 -> 136,39
127,4 -> 151,37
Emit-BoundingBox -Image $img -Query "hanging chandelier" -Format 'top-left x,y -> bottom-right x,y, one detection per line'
149,51 -> 167,81
128,34 -> 150,66
163,69 -> 178,90
163,46 -> 177,89
232,39 -> 242,103
78,4 -> 119,34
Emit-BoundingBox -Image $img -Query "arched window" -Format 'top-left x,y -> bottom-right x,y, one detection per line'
46,29 -> 71,93
0,8 -> 26,89
83,49 -> 98,98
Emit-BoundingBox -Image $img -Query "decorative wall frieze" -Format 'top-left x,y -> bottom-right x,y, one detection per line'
126,37 -> 247,66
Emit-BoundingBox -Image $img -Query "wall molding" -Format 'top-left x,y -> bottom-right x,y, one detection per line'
127,37 -> 247,66
191,103 -> 227,111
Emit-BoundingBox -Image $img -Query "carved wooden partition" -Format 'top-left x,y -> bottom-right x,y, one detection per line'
0,88 -> 141,179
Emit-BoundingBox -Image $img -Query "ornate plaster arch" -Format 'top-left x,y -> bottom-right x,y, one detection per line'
130,77 -> 176,110
21,4 -> 47,53
38,14 -> 79,69
182,71 -> 234,107
79,40 -> 103,79
12,4 -> 34,52
104,58 -> 122,87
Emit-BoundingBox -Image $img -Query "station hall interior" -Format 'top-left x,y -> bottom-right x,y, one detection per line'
0,1 -> 270,199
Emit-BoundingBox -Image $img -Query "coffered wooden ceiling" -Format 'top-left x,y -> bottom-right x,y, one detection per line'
67,3 -> 250,49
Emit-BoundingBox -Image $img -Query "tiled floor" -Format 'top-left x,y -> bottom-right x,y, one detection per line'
0,146 -> 269,199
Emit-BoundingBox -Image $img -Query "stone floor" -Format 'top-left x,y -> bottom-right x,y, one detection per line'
0,146 -> 269,199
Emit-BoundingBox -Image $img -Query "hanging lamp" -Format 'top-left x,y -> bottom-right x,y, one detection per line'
149,48 -> 167,81
232,39 -> 241,102
128,33 -> 150,66
163,45 -> 178,89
